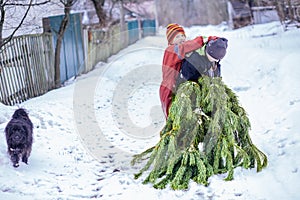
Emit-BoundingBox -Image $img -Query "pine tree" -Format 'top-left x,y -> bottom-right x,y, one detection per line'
131,76 -> 268,190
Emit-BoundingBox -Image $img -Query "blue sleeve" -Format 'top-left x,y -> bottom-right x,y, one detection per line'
174,45 -> 184,60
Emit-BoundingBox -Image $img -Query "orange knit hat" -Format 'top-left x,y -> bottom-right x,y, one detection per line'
166,23 -> 185,44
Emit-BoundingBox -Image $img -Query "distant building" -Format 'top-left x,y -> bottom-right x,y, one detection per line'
228,0 -> 281,29
228,0 -> 253,29
251,6 -> 280,24
72,0 -> 155,26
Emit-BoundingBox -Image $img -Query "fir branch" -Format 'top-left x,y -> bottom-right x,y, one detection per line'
132,76 -> 268,190
131,146 -> 155,166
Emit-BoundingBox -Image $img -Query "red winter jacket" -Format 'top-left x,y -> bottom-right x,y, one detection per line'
159,36 -> 218,118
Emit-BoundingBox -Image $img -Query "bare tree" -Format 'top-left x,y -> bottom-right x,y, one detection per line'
0,0 -> 5,46
91,0 -> 141,27
0,0 -> 51,48
0,0 -> 33,47
54,0 -> 78,88
108,0 -> 118,20
90,0 -> 106,26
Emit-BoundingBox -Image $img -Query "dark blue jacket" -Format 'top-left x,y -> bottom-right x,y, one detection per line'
176,51 -> 221,87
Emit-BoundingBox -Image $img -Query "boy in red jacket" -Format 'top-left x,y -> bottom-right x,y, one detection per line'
159,23 -> 217,118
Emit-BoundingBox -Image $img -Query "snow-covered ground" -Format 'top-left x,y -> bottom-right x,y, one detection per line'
1,22 -> 300,199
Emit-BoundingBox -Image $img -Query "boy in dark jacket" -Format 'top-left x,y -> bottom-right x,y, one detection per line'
176,37 -> 228,87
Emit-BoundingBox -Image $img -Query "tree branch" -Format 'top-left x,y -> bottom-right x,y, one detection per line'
4,0 -> 51,6
0,2 -> 5,47
1,0 -> 33,48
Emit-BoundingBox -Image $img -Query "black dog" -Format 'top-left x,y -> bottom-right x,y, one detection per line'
5,108 -> 33,167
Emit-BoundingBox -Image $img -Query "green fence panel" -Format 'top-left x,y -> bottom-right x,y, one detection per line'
48,13 -> 84,84
142,19 -> 156,37
127,20 -> 139,44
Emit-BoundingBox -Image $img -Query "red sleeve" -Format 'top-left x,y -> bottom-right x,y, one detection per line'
159,47 -> 182,118
161,47 -> 181,90
176,36 -> 205,58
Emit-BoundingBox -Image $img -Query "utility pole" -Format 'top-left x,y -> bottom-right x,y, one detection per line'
154,0 -> 159,34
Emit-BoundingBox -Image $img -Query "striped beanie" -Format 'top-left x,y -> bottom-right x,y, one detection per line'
166,23 -> 185,45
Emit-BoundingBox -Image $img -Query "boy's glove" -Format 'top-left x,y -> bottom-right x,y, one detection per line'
207,36 -> 219,42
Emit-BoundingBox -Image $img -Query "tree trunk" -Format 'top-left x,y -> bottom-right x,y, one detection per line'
287,0 -> 295,22
119,0 -> 126,48
275,0 -> 286,27
91,0 -> 106,26
109,1 -> 116,20
0,4 -> 5,48
54,4 -> 72,88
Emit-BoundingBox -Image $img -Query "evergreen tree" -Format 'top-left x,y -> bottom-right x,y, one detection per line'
131,76 -> 267,190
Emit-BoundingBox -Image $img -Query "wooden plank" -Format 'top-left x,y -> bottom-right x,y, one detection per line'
0,55 -> 11,105
4,46 -> 14,105
41,34 -> 52,90
31,36 -> 44,95
35,37 -> 47,94
12,37 -> 27,103
1,51 -> 12,105
3,43 -> 16,105
17,37 -> 30,104
26,36 -> 37,96
7,42 -> 20,105
42,33 -> 55,90
14,37 -> 30,101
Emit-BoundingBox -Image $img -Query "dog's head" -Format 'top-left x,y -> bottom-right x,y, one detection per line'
12,108 -> 29,120
11,108 -> 33,130
5,119 -> 31,145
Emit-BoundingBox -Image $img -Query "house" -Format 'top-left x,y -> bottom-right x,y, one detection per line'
228,0 -> 253,29
251,6 -> 280,24
71,0 -> 156,26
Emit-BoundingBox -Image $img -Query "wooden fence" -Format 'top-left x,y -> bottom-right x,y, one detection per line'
0,33 -> 54,106
84,23 -> 130,72
0,19 -> 156,106
84,19 -> 154,73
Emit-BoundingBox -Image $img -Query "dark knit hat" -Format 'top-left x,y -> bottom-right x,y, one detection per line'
166,23 -> 185,44
206,37 -> 228,60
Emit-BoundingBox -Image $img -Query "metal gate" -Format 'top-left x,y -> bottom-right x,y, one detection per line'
47,13 -> 85,84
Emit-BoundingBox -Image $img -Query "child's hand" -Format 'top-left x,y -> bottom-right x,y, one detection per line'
207,36 -> 219,42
